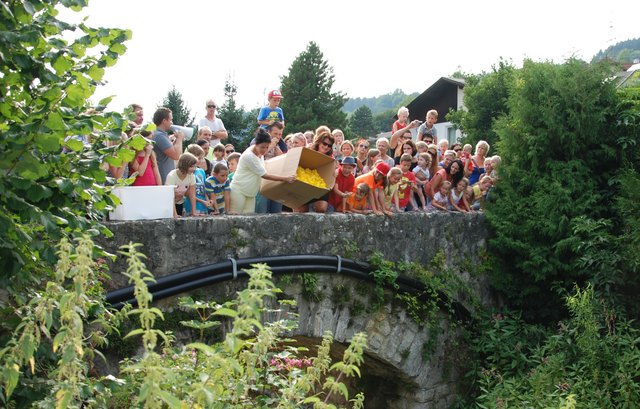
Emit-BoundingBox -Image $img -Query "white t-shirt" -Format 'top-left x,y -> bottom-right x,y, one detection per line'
165,170 -> 196,204
198,117 -> 226,146
229,147 -> 266,197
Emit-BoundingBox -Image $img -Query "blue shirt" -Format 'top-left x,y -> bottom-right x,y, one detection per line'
257,106 -> 284,129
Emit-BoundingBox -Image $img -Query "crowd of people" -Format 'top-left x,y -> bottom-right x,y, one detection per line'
106,92 -> 500,218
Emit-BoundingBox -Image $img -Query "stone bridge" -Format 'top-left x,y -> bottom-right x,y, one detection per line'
102,213 -> 494,408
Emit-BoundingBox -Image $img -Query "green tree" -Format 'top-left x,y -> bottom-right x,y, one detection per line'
280,41 -> 348,133
0,0 -> 137,405
161,85 -> 194,126
0,0 -> 133,291
349,105 -> 376,137
485,59 -> 622,320
373,108 -> 396,134
447,59 -> 515,153
218,76 -> 254,150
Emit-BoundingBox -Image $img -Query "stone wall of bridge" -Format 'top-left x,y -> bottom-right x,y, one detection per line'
100,212 -> 495,408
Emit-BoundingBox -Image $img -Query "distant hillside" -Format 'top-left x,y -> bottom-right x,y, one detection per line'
343,89 -> 419,116
592,37 -> 640,63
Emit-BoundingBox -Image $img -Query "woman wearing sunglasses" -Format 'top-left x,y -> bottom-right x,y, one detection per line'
295,126 -> 336,213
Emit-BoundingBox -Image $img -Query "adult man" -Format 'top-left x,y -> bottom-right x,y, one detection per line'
153,107 -> 184,184
198,99 -> 228,147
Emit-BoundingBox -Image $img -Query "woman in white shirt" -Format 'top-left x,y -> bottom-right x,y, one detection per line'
229,128 -> 295,214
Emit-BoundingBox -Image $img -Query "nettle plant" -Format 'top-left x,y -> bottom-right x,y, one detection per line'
115,245 -> 367,409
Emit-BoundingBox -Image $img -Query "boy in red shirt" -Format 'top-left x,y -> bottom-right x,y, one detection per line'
397,154 -> 425,211
329,157 -> 356,212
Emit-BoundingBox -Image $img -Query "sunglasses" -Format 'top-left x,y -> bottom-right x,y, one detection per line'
226,150 -> 234,154
359,144 -> 369,148
207,105 -> 217,109
321,141 -> 332,147
454,149 -> 462,152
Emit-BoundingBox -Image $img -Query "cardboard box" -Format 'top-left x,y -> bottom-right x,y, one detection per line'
109,185 -> 174,220
260,147 -> 336,209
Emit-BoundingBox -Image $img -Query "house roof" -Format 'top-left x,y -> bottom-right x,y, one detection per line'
401,77 -> 465,122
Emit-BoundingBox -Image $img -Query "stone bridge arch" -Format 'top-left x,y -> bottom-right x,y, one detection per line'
282,272 -> 468,409
101,212 -> 494,408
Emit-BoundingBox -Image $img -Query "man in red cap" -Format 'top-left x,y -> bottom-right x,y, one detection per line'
353,161 -> 390,215
257,89 -> 285,129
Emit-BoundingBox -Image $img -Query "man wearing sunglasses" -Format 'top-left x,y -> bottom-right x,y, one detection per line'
198,99 -> 228,147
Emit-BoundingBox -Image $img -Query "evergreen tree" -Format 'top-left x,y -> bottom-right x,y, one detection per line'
373,108 -> 396,134
161,85 -> 194,126
218,76 -> 254,150
485,59 -> 622,320
280,41 -> 347,133
349,105 -> 376,137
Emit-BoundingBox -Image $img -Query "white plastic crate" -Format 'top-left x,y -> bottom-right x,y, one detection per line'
109,185 -> 174,220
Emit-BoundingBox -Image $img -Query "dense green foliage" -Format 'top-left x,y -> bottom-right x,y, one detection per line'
348,105 -> 376,138
280,42 -> 348,133
160,85 -> 194,126
484,59 -> 630,319
455,57 -> 640,407
342,89 -> 419,116
0,0 -> 135,292
447,60 -> 515,153
592,37 -> 640,63
468,286 -> 640,408
217,77 -> 255,150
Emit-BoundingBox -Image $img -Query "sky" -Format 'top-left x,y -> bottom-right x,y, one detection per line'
65,0 -> 639,123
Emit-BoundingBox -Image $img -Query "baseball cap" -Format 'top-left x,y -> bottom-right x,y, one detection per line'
374,161 -> 391,176
268,90 -> 283,99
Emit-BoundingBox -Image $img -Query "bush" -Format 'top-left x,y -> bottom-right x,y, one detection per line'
469,285 -> 640,408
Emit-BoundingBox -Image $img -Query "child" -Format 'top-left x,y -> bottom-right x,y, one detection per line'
129,141 -> 161,186
426,180 -> 451,212
354,161 -> 389,215
346,183 -> 371,214
328,156 -> 356,213
362,148 -> 380,173
185,144 -> 214,216
210,143 -> 227,170
257,89 -> 284,128
338,140 -> 355,163
165,153 -> 198,218
226,152 -> 240,182
382,167 -> 402,213
417,109 -> 438,143
413,153 -> 431,190
470,175 -> 493,211
397,154 -> 425,211
415,141 -> 429,154
461,143 -> 474,175
449,177 -> 470,212
205,163 -> 232,215
196,139 -> 213,176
